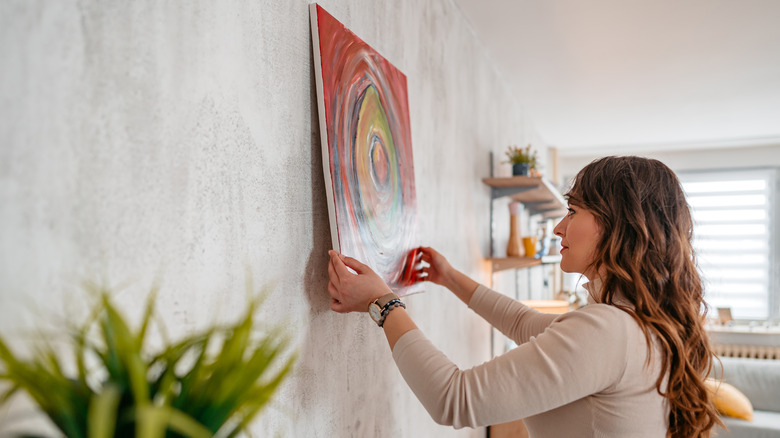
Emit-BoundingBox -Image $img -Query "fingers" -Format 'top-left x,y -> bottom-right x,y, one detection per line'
340,254 -> 371,274
419,246 -> 438,265
328,250 -> 353,279
327,280 -> 339,299
420,246 -> 437,258
330,297 -> 348,313
327,256 -> 339,283
329,250 -> 368,277
419,247 -> 440,273
329,281 -> 354,313
412,247 -> 424,269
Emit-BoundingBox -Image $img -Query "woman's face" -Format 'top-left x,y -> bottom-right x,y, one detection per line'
553,203 -> 602,279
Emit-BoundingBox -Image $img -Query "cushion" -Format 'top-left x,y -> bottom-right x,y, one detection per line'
705,378 -> 754,421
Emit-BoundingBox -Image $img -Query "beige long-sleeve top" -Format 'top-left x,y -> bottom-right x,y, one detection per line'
392,284 -> 668,437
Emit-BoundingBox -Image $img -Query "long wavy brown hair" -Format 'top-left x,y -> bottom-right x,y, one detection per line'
566,156 -> 722,437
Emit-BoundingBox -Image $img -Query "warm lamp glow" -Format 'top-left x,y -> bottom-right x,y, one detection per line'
521,299 -> 569,314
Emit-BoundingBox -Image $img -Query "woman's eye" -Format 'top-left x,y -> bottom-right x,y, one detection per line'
567,207 -> 575,216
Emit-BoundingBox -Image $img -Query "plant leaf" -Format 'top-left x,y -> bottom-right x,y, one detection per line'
88,384 -> 121,438
102,295 -> 150,406
136,405 -> 212,438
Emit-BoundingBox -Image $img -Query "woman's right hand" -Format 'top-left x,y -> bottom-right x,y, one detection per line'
419,247 -> 480,305
419,246 -> 454,288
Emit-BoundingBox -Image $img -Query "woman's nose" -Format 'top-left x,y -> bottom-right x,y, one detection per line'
553,218 -> 565,237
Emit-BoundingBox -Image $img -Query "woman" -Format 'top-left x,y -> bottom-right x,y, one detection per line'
327,156 -> 720,437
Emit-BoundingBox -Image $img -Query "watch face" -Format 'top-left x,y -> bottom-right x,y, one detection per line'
368,303 -> 383,322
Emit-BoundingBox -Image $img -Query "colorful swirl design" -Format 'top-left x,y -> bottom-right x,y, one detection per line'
316,6 -> 419,292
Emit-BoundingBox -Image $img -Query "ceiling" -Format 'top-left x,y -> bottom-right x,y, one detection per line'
452,0 -> 780,155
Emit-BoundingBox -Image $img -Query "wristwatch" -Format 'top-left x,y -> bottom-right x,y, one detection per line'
368,292 -> 404,327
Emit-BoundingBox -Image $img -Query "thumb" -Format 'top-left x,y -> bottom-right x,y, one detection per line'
340,254 -> 372,274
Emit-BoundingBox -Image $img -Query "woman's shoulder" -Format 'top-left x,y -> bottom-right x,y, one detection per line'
561,301 -> 634,319
547,303 -> 653,379
552,302 -> 643,336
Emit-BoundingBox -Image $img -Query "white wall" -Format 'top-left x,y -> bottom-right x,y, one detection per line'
0,1 -> 547,436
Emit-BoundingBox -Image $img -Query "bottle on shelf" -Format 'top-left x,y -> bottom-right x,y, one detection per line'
506,201 -> 523,257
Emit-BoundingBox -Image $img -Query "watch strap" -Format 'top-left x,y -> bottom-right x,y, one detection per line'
372,292 -> 399,310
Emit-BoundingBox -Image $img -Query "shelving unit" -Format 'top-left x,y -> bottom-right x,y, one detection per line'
482,175 -> 567,271
482,176 -> 567,218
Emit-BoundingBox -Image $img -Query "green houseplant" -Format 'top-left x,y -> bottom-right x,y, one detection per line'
0,281 -> 296,438
504,145 -> 538,176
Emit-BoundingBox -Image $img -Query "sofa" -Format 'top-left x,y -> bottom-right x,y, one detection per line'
714,356 -> 780,437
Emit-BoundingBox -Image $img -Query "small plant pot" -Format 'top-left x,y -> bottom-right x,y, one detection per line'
512,163 -> 530,176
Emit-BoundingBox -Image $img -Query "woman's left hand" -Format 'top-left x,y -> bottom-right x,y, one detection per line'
327,250 -> 393,313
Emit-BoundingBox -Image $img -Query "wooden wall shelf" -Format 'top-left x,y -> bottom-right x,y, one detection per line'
488,254 -> 562,273
489,257 -> 541,272
482,176 -> 567,218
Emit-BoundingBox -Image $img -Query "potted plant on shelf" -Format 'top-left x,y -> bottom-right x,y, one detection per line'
504,144 -> 538,176
0,281 -> 296,438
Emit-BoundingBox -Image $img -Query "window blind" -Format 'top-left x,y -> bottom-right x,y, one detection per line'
680,169 -> 777,321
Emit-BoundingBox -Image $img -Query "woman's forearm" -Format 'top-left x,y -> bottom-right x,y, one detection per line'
441,269 -> 480,306
383,306 -> 418,350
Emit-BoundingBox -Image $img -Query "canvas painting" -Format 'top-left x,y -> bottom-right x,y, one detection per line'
310,4 -> 422,295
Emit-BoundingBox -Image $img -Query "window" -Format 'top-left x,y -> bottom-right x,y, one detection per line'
680,168 -> 778,322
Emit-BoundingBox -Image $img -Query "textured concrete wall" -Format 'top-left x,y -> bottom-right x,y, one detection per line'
0,1 -> 545,436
